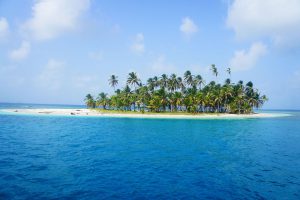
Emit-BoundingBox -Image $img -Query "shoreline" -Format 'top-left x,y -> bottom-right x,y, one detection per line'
0,108 -> 291,119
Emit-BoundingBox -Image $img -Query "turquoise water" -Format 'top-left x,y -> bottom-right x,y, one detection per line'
0,104 -> 300,199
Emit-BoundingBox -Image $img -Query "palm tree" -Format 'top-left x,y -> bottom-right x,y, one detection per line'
224,78 -> 231,85
108,75 -> 118,90
122,85 -> 132,110
210,64 -> 218,78
194,75 -> 205,90
96,92 -> 109,109
85,70 -> 267,114
221,85 -> 233,112
85,94 -> 95,108
127,72 -> 140,90
153,76 -> 159,88
147,78 -> 155,92
136,86 -> 150,111
245,81 -> 254,99
115,89 -> 121,94
184,70 -> 193,87
160,74 -> 169,89
226,67 -> 231,76
148,95 -> 162,112
168,73 -> 179,92
258,95 -> 268,108
172,92 -> 183,111
124,84 -> 131,93
177,77 -> 186,92
156,88 -> 168,111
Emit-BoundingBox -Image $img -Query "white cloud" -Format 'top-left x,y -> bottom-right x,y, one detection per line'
131,33 -> 145,54
227,0 -> 300,46
24,0 -> 90,40
180,17 -> 198,38
37,59 -> 65,90
230,42 -> 267,71
0,17 -> 9,40
9,41 -> 31,61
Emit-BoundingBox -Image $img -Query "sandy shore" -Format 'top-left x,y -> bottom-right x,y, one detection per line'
0,108 -> 291,119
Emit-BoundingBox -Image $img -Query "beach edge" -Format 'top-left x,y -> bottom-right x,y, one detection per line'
0,108 -> 292,119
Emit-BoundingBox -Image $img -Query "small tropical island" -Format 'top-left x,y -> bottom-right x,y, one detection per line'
2,65 -> 274,119
85,65 -> 268,115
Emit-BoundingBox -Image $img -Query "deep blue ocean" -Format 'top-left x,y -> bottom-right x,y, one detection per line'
0,103 -> 300,199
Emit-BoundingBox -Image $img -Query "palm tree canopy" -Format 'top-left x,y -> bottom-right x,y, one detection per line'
194,75 -> 205,89
85,94 -> 95,108
184,70 -> 193,86
109,75 -> 118,88
97,92 -> 108,100
85,94 -> 92,100
225,78 -> 231,85
127,72 -> 140,88
227,67 -> 231,76
246,81 -> 253,88
124,85 -> 131,93
160,74 -> 169,88
86,69 -> 267,114
210,64 -> 218,77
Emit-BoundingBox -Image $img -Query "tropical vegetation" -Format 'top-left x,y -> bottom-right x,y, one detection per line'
85,65 -> 268,114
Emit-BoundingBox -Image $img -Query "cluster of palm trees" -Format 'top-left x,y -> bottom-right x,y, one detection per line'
85,65 -> 267,114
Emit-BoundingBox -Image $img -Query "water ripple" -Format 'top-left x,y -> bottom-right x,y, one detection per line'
0,112 -> 300,199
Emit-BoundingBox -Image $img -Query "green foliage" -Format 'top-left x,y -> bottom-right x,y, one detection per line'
85,68 -> 268,114
84,94 -> 96,108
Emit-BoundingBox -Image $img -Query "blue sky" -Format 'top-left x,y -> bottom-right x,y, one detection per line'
0,0 -> 300,109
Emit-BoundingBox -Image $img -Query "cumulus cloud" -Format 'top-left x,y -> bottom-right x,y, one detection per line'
24,0 -> 90,40
180,17 -> 198,38
9,41 -> 31,61
227,0 -> 300,46
0,17 -> 9,40
131,33 -> 145,54
229,42 -> 267,71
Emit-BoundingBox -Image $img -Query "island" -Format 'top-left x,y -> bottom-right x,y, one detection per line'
1,65 -> 283,119
85,65 -> 268,115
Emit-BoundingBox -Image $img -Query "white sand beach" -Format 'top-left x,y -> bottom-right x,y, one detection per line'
0,109 -> 291,119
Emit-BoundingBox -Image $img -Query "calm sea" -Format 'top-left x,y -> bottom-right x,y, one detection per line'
0,103 -> 299,199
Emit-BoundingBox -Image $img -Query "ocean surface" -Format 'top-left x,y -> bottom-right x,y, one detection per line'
0,103 -> 300,199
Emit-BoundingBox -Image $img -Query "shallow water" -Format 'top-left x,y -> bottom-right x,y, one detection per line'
0,104 -> 300,199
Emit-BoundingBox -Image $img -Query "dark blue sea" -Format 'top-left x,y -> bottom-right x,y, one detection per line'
0,103 -> 300,199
